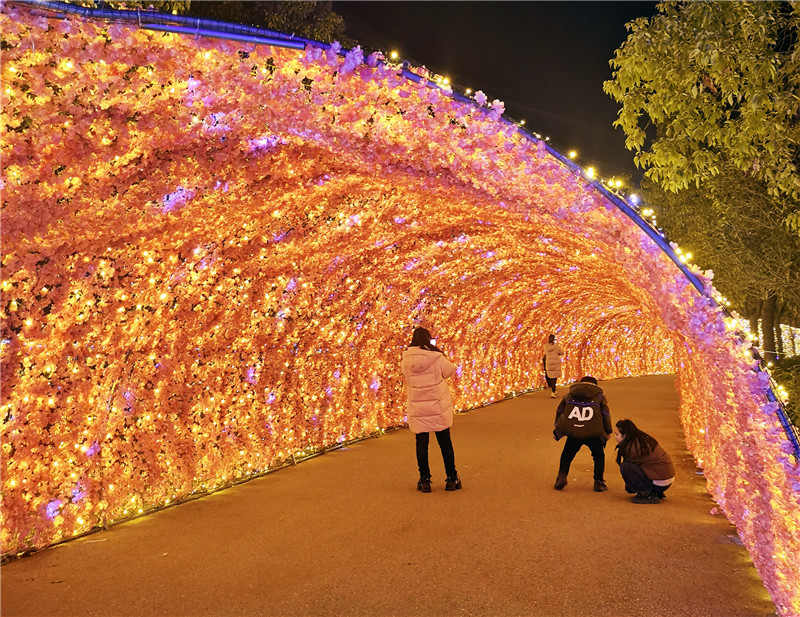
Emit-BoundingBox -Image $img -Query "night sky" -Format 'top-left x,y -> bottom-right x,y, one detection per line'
333,1 -> 660,187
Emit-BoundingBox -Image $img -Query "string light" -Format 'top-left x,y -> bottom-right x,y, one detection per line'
1,7 -> 798,614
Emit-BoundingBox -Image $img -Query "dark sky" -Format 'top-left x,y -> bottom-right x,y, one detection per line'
333,1 -> 659,187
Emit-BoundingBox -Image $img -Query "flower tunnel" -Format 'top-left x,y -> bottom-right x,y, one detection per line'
1,4 -> 799,615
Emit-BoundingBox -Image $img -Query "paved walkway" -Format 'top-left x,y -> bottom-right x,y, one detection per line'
1,375 -> 777,617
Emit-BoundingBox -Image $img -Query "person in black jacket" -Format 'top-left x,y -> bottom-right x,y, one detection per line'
552,376 -> 612,492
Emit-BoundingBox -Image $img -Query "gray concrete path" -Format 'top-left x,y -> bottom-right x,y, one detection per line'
1,375 -> 777,617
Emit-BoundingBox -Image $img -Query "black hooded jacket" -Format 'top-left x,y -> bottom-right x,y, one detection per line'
554,381 -> 612,439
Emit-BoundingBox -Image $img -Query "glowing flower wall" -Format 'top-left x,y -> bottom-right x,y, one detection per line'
1,6 -> 798,614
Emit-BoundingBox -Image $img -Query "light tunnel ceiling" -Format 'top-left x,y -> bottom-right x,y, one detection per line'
1,3 -> 694,541
1,15 -> 687,402
3,9 -> 800,615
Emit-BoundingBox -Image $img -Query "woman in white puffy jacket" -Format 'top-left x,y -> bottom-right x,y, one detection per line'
400,327 -> 462,493
543,333 -> 564,398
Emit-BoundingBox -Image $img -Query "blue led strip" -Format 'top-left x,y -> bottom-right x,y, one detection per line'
16,0 -> 318,48
13,0 -> 800,460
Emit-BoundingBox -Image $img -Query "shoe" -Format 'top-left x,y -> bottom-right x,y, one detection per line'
593,480 -> 608,492
554,474 -> 567,490
632,492 -> 661,504
655,491 -> 667,500
445,476 -> 462,491
550,391 -> 557,398
417,478 -> 431,493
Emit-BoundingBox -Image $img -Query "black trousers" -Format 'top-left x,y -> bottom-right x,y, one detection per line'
620,461 -> 670,496
416,428 -> 457,480
558,435 -> 606,481
545,375 -> 558,393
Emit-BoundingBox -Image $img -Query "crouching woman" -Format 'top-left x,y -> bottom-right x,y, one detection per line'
614,419 -> 675,504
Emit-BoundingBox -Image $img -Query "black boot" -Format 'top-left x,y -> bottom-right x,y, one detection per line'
445,475 -> 462,491
632,491 -> 661,504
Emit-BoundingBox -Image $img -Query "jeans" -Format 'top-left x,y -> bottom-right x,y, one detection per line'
416,428 -> 457,480
620,461 -> 670,496
558,435 -> 606,481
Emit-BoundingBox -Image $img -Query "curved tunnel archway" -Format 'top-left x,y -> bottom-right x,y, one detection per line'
1,4 -> 798,614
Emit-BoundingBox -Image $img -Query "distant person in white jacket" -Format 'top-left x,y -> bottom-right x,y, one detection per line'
543,333 -> 564,398
400,327 -> 462,493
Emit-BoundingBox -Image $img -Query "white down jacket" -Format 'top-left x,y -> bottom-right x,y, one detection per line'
543,342 -> 564,378
400,347 -> 457,434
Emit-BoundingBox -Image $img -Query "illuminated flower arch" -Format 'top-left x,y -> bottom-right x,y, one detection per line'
1,4 -> 798,614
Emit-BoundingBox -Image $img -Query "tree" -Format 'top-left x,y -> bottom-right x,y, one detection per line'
186,1 -> 351,45
64,1 -> 192,14
63,1 -> 350,45
604,1 -> 800,233
640,169 -> 800,361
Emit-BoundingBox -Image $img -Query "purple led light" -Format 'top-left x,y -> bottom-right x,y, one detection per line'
161,186 -> 194,213
45,499 -> 62,520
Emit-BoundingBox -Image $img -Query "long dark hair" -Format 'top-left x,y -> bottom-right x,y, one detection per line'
615,419 -> 658,465
408,327 -> 443,353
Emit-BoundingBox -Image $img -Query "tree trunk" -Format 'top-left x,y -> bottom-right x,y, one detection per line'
761,293 -> 777,363
747,303 -> 762,348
